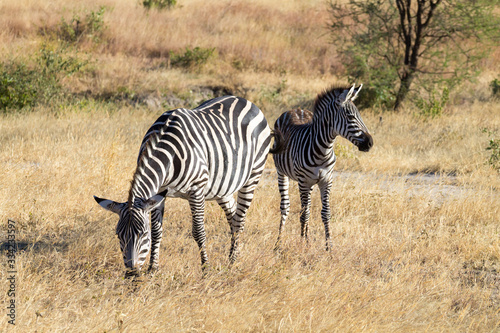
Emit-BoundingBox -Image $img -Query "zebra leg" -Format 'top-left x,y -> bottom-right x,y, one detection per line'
188,189 -> 209,269
216,196 -> 236,228
274,172 -> 290,250
298,181 -> 313,241
229,173 -> 261,264
148,202 -> 165,272
319,181 -> 333,251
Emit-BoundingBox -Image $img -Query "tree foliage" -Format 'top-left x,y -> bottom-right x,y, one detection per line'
329,0 -> 500,110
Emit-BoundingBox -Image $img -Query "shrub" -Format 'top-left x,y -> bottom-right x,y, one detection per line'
169,47 -> 215,69
355,85 -> 395,110
343,51 -> 397,110
0,63 -> 38,110
483,128 -> 500,171
486,138 -> 500,171
490,79 -> 500,99
415,87 -> 449,119
143,0 -> 177,10
59,7 -> 107,44
0,46 -> 87,111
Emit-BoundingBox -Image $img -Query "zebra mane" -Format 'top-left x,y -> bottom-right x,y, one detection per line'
312,85 -> 353,114
128,130 -> 161,208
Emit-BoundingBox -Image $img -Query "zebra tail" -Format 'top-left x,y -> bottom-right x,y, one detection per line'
269,129 -> 286,154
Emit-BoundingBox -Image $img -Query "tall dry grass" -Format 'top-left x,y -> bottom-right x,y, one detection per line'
1,0 -> 347,114
0,0 -> 340,75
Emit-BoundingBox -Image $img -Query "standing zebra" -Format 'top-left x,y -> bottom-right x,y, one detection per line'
94,96 -> 280,276
272,84 -> 373,250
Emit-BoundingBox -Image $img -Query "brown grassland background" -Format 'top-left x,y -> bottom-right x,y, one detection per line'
1,0 -> 500,331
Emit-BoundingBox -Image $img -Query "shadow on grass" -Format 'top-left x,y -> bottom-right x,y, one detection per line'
0,240 -> 69,253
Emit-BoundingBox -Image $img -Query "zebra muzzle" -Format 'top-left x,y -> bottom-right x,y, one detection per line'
356,132 -> 373,152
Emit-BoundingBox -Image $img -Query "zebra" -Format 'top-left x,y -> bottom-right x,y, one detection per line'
272,84 -> 373,251
94,96 -> 282,276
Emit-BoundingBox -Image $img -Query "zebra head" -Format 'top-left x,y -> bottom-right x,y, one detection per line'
93,193 -> 165,277
334,84 -> 373,152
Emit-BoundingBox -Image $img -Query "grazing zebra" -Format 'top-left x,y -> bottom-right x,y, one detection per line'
94,96 -> 281,276
272,84 -> 373,250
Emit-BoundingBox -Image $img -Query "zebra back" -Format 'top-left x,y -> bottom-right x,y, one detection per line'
129,95 -> 272,202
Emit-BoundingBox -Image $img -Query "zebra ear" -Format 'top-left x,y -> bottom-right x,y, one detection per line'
341,84 -> 357,105
94,196 -> 126,215
351,84 -> 363,102
144,190 -> 167,212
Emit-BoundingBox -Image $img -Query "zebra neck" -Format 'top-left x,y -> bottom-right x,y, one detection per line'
128,152 -> 172,205
311,112 -> 338,157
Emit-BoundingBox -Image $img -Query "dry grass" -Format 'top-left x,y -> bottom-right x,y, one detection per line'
0,0 -> 340,76
1,101 -> 499,332
1,0 -> 500,331
0,0 -> 343,118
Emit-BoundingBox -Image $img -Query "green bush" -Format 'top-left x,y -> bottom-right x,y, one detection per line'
0,46 -> 87,111
59,7 -> 107,43
486,138 -> 500,171
490,78 -> 500,99
342,50 -> 397,109
0,63 -> 38,109
483,128 -> 500,171
169,47 -> 215,69
415,87 -> 449,118
143,0 -> 177,10
355,85 -> 395,110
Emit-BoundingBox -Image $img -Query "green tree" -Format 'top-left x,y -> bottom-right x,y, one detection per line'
329,0 -> 500,110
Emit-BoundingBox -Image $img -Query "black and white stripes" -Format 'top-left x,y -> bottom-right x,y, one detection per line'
95,96 -> 275,275
272,84 -> 373,250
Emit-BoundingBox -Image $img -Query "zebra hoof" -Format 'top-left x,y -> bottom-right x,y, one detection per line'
273,238 -> 283,252
148,265 -> 159,274
201,262 -> 211,271
200,262 -> 212,277
124,269 -> 140,279
228,255 -> 239,266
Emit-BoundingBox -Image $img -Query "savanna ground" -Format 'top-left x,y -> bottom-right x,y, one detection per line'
1,0 -> 500,331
